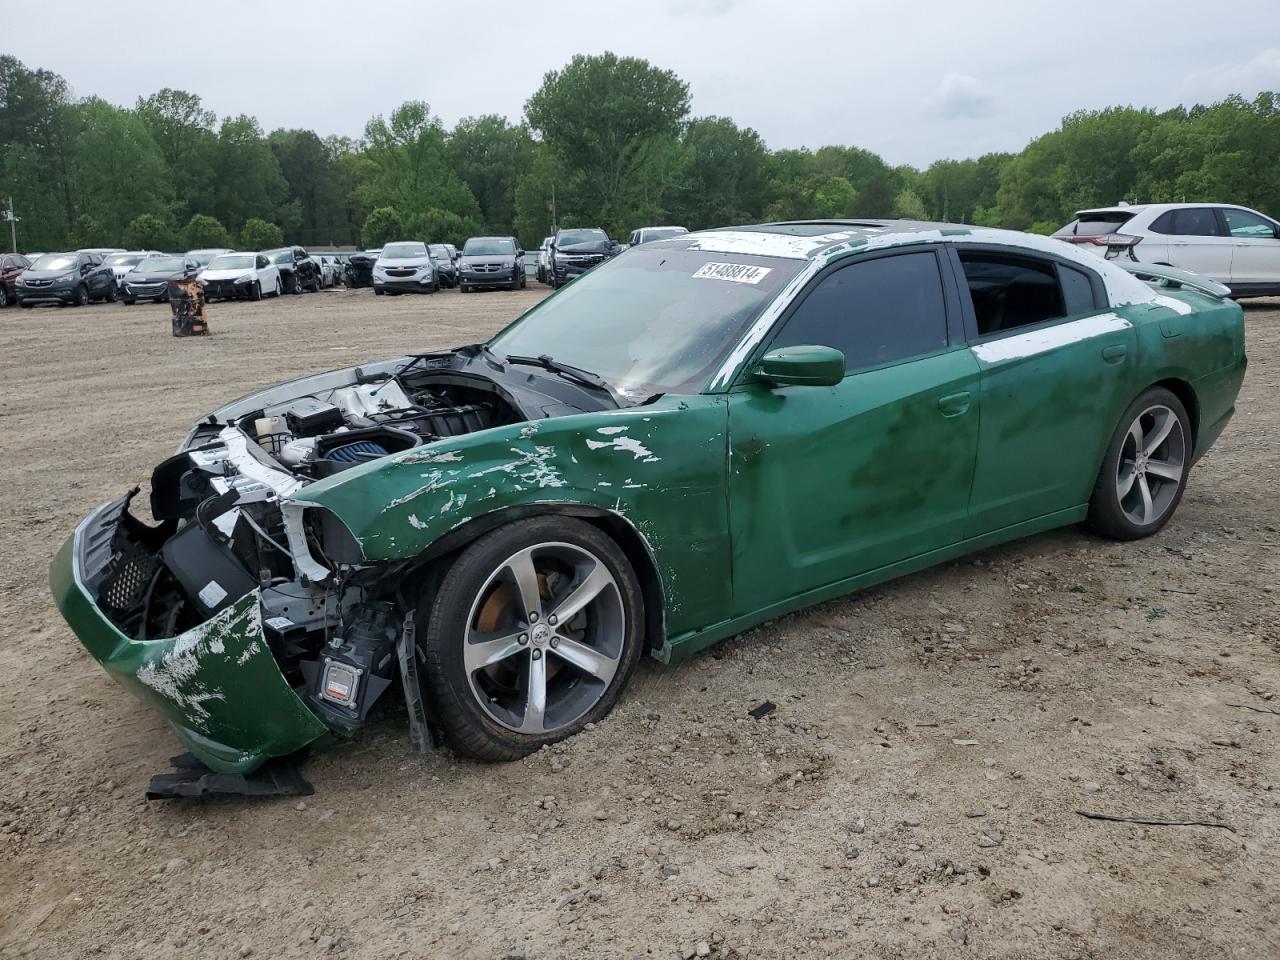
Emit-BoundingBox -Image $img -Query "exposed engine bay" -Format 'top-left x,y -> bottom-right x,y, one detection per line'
87,347 -> 611,746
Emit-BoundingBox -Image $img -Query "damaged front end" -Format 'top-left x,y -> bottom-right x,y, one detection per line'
51,350 -> 549,777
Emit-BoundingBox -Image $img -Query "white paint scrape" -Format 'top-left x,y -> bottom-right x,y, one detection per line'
135,601 -> 261,727
586,436 -> 661,463
970,314 -> 1132,364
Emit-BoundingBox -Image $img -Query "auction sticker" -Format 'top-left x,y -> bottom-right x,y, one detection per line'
692,262 -> 772,284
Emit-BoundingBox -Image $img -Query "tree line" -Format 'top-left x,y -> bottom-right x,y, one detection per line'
2,51 -> 1278,254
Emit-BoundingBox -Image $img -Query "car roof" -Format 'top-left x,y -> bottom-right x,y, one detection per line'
657,219 -> 965,261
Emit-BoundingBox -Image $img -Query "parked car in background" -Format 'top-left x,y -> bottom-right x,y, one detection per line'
16,252 -> 116,307
536,235 -> 553,284
628,226 -> 689,246
102,251 -> 159,291
428,244 -> 458,288
121,254 -> 200,305
459,236 -> 525,292
548,228 -> 619,288
200,252 -> 283,301
188,248 -> 235,269
346,251 -> 378,288
1054,203 -> 1280,297
1,253 -> 32,307
76,247 -> 125,257
373,241 -> 440,295
310,254 -> 337,289
264,246 -> 321,294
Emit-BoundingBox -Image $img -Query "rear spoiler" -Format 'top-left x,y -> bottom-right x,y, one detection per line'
1115,261 -> 1232,299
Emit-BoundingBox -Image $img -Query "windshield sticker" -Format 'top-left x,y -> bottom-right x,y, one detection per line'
692,262 -> 772,284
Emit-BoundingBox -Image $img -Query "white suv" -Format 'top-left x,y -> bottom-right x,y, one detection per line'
1054,202 -> 1280,297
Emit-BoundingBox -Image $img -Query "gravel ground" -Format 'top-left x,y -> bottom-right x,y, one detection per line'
1,287 -> 1278,960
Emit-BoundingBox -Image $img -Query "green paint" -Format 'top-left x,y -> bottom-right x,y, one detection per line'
51,528 -> 328,773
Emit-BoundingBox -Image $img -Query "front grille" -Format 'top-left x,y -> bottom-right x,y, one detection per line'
471,263 -> 503,274
25,278 -> 52,287
386,269 -> 419,278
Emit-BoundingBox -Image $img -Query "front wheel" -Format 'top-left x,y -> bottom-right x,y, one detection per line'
74,285 -> 89,307
420,517 -> 645,761
104,283 -> 118,303
251,280 -> 262,301
1086,387 -> 1191,540
0,285 -> 8,307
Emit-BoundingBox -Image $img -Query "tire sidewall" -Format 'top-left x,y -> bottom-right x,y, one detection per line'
1088,386 -> 1191,540
421,516 -> 646,760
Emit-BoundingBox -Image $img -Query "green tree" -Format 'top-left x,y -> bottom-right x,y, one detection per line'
359,102 -> 482,229
892,188 -> 929,220
68,214 -> 108,249
447,115 -> 534,234
525,52 -> 690,234
72,98 -> 170,238
361,207 -> 405,248
673,116 -> 770,228
135,88 -> 217,217
182,214 -> 230,249
123,213 -> 177,250
403,207 -> 479,247
849,173 -> 895,218
238,217 -> 283,250
212,115 -> 287,234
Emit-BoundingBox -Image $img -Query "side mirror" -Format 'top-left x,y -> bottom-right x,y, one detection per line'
752,345 -> 845,387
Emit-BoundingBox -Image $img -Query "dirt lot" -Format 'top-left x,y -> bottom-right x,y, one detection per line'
1,286 -> 1278,960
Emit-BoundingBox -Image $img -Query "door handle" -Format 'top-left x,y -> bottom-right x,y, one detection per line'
1101,344 -> 1127,364
937,391 -> 971,417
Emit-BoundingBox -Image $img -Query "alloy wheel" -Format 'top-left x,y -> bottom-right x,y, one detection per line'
463,542 -> 625,734
1115,404 -> 1186,526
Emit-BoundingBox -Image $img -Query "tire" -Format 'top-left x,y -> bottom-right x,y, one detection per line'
520,269 -> 527,289
375,288 -> 385,296
1085,386 -> 1192,541
420,516 -> 645,761
74,285 -> 89,307
251,280 -> 262,301
274,279 -> 283,297
104,283 -> 118,303
19,299 -> 32,308
285,273 -> 299,295
460,283 -> 469,293
0,285 -> 8,307
123,298 -> 135,306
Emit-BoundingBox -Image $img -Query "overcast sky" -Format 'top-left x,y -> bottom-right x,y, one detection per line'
8,0 -> 1280,167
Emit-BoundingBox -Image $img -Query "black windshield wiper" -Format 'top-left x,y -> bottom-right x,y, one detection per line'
504,354 -> 619,402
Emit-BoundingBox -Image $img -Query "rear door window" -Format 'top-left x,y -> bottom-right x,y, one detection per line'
1149,208 -> 1224,237
957,251 -> 1100,337
770,251 -> 949,373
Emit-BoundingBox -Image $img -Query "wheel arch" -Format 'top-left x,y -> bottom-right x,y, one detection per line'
404,503 -> 668,655
1150,376 -> 1200,448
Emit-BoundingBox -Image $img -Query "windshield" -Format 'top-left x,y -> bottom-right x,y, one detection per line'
136,257 -> 184,273
188,250 -> 224,266
381,242 -> 428,259
643,227 -> 688,242
557,229 -> 607,246
266,249 -> 293,265
463,238 -> 515,256
209,254 -> 255,270
489,247 -> 802,399
428,244 -> 451,259
31,254 -> 77,271
104,253 -> 144,268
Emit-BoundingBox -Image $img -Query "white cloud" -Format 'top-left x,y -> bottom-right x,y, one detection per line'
1181,47 -> 1280,102
925,72 -> 995,119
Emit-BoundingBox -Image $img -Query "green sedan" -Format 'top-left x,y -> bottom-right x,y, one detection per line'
51,221 -> 1246,778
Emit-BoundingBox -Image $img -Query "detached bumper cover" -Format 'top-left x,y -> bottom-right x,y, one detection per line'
50,498 -> 329,773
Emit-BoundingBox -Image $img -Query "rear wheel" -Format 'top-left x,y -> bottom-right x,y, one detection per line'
421,517 -> 645,761
1086,387 -> 1191,540
0,285 -> 8,307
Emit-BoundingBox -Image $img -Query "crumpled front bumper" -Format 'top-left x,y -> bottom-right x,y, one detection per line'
50,498 -> 329,773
